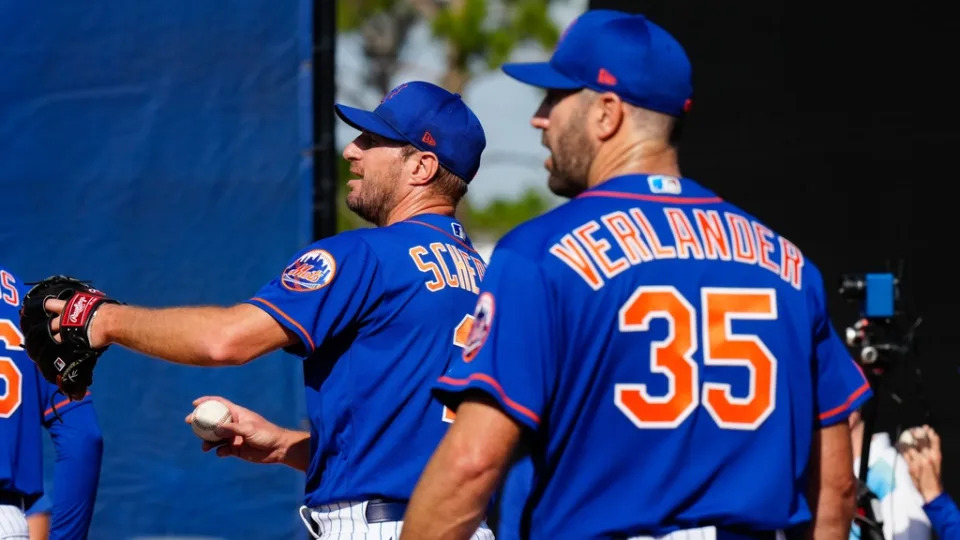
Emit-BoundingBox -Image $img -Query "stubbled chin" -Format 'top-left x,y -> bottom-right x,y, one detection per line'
548,173 -> 582,199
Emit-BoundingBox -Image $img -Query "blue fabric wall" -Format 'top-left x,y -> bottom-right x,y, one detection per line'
0,2 -> 313,538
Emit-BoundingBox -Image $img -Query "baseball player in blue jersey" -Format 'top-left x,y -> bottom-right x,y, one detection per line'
0,266 -> 103,540
402,10 -> 872,540
37,81 -> 494,539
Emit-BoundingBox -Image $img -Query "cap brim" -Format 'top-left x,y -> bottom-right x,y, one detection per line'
334,104 -> 406,141
501,62 -> 582,90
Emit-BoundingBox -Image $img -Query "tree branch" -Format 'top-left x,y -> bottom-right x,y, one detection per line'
408,0 -> 442,20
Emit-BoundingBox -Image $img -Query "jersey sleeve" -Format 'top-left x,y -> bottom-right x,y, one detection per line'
25,494 -> 52,516
433,247 -> 557,431
811,284 -> 872,427
923,493 -> 960,540
244,234 -> 382,357
46,401 -> 102,540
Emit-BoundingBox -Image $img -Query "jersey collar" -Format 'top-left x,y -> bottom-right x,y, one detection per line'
577,174 -> 722,201
400,213 -> 473,246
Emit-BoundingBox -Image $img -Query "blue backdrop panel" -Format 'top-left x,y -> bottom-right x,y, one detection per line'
0,2 -> 313,538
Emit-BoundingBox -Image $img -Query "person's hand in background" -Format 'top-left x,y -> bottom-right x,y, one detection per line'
901,425 -> 943,503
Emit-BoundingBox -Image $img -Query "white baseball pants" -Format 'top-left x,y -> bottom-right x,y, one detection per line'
299,501 -> 495,540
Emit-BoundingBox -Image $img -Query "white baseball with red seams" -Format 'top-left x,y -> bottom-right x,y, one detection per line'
191,400 -> 231,442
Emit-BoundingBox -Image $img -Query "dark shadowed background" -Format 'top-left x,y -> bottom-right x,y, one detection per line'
591,0 -> 960,501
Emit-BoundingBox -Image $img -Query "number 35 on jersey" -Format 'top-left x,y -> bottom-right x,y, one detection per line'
616,286 -> 777,431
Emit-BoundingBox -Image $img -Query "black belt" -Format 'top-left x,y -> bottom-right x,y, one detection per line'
0,491 -> 25,510
365,498 -> 408,524
716,528 -> 778,540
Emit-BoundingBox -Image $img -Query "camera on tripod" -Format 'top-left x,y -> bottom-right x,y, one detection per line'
840,272 -> 913,540
838,272 -> 917,371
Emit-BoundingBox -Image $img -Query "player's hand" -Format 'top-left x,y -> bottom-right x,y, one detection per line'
42,298 -> 111,348
901,425 -> 943,503
185,396 -> 293,465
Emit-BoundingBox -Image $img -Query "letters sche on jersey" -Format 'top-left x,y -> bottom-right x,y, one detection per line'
463,292 -> 494,362
281,249 -> 337,292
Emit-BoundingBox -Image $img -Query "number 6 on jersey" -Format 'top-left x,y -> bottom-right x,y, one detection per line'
0,319 -> 24,418
615,286 -> 777,431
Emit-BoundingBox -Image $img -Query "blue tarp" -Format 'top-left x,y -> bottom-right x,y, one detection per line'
1,2 -> 313,538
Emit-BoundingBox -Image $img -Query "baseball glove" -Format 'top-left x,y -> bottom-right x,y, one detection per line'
19,276 -> 119,400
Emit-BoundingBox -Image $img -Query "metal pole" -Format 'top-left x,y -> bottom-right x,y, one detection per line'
313,0 -> 338,240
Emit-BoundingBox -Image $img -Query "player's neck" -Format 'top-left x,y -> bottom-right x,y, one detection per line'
587,140 -> 681,188
383,196 -> 456,226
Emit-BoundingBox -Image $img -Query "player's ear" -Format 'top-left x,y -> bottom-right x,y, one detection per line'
408,151 -> 440,186
592,91 -> 625,141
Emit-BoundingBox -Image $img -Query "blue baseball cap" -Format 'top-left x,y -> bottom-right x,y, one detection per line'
335,81 -> 486,181
501,10 -> 693,117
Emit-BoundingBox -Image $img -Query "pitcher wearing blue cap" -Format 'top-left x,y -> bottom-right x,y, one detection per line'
405,10 -> 868,540
335,80 -> 486,226
35,80 -> 494,539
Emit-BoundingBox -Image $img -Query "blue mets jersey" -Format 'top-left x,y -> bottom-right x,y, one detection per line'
245,213 -> 485,507
435,175 -> 872,539
0,266 -> 94,499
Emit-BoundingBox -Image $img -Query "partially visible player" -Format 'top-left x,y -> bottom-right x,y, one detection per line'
1,266 -> 103,540
901,426 -> 960,540
849,410 -> 931,540
35,81 -> 492,539
402,10 -> 871,540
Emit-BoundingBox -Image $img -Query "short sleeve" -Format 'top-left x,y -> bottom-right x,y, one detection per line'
812,300 -> 872,427
433,247 -> 557,431
26,494 -> 51,516
244,234 -> 381,357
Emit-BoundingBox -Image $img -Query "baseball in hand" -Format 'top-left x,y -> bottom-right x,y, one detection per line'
191,400 -> 232,442
898,429 -> 916,449
898,427 -> 930,452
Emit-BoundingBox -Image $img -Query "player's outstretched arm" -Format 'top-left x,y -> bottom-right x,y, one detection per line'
45,300 -> 298,366
186,396 -> 311,471
402,394 -> 522,540
807,422 -> 856,540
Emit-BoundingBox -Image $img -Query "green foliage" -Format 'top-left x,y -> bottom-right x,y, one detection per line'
337,0 -> 559,93
460,187 -> 557,239
337,0 -> 396,32
339,0 -> 559,59
432,0 -> 559,71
